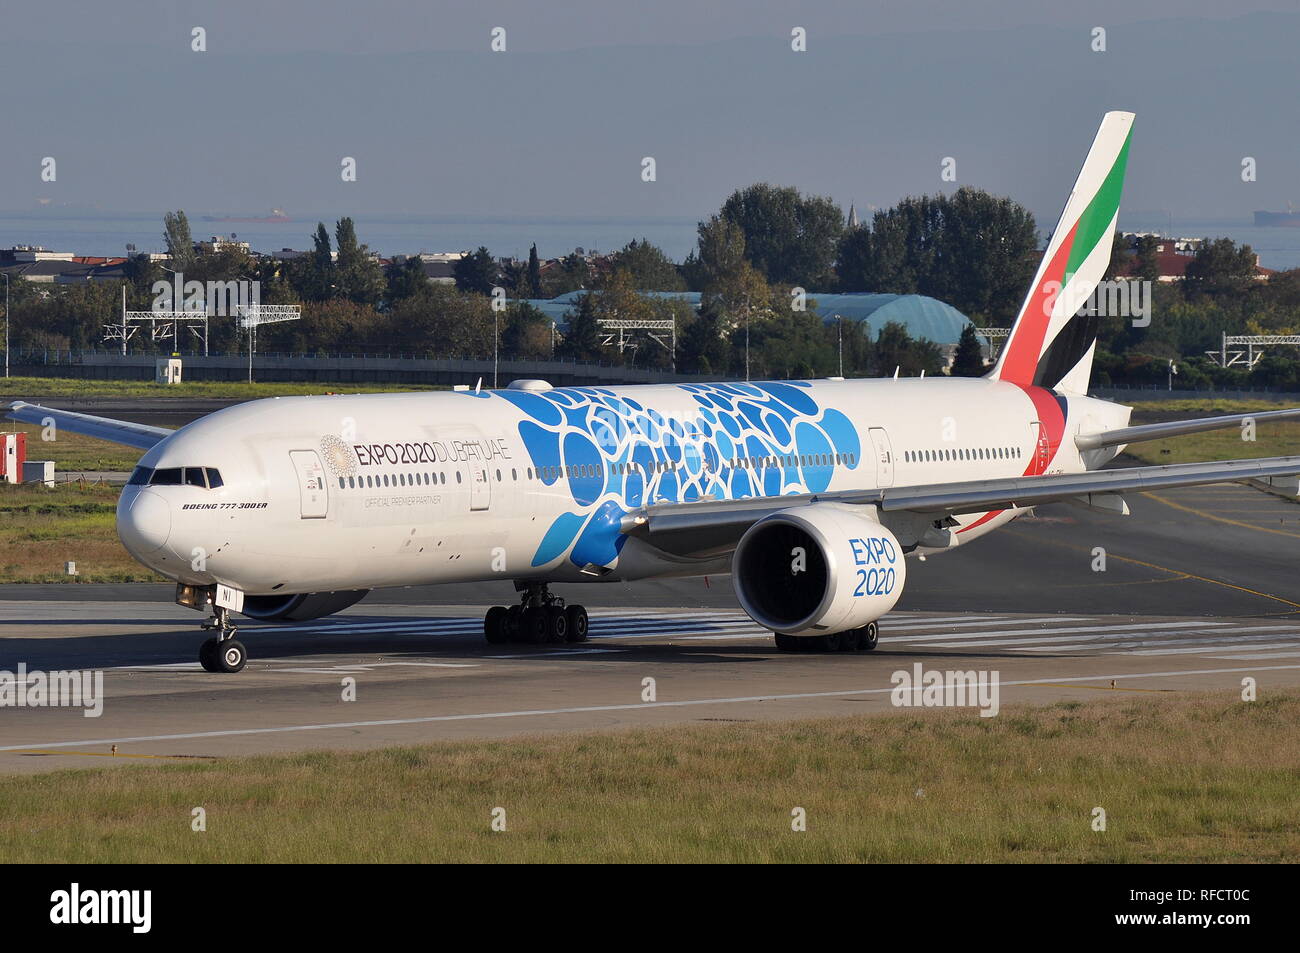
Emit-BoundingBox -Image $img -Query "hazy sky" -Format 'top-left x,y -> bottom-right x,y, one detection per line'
8,1 -> 1297,53
2,2 -> 1297,230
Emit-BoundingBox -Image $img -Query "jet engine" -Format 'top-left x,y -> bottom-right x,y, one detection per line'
732,504 -> 905,636
239,589 -> 371,622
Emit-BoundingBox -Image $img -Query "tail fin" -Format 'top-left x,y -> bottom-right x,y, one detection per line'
990,111 -> 1134,394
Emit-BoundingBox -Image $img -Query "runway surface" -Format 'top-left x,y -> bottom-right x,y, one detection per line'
2,481 -> 1299,774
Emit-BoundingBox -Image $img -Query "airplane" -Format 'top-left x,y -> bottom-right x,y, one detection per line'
10,111 -> 1300,673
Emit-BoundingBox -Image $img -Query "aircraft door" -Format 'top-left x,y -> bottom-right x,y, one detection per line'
1030,421 -> 1050,473
468,461 -> 491,511
289,450 -> 329,519
867,427 -> 894,487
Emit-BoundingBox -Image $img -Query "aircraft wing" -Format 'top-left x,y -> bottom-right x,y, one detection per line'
1075,406 -> 1300,450
621,455 -> 1300,558
6,400 -> 173,451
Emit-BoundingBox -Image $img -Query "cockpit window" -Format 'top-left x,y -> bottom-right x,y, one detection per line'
139,466 -> 223,489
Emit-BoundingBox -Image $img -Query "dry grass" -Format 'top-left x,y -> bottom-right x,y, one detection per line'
0,482 -> 160,582
1,691 -> 1297,863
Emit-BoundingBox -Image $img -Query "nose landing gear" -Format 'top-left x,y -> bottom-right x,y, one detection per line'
199,605 -> 247,673
484,582 -> 589,646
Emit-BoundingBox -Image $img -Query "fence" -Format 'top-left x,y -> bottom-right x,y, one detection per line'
3,347 -> 710,387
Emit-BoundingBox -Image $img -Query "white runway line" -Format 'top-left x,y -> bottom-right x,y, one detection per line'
1040,629 -> 1300,654
1208,650 -> 1300,660
897,620 -> 1229,646
5,664 -> 1300,754
1127,641 -> 1300,657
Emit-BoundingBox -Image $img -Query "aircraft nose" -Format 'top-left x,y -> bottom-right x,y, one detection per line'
117,489 -> 171,557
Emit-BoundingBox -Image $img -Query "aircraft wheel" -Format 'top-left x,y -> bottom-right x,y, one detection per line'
505,605 -> 523,641
484,606 -> 509,644
545,606 -> 569,643
821,631 -> 842,652
859,621 -> 880,651
773,633 -> 800,652
839,627 -> 861,651
215,639 -> 247,674
520,606 -> 548,644
198,638 -> 222,672
564,604 -> 589,643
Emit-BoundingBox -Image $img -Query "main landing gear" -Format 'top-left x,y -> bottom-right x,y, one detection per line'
198,605 -> 247,673
774,620 -> 880,654
484,583 -> 589,646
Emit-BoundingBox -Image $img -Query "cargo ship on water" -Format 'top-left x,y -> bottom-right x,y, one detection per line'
201,208 -> 291,224
1254,204 -> 1300,227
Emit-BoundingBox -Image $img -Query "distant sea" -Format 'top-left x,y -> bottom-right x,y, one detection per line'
2,210 -> 1299,272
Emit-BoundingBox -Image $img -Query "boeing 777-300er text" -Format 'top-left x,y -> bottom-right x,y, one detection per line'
11,111 -> 1300,672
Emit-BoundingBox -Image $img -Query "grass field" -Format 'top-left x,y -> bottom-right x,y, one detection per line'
0,482 -> 159,583
1,691 -> 1296,863
0,376 -> 440,400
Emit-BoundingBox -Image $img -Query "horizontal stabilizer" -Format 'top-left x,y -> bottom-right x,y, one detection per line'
1075,406 -> 1300,450
7,401 -> 172,451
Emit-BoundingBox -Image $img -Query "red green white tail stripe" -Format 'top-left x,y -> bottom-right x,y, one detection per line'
992,111 -> 1135,392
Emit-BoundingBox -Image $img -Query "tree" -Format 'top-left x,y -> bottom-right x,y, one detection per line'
608,239 -> 685,291
558,293 -> 606,362
719,184 -> 843,287
290,223 -> 337,301
385,256 -> 427,303
527,244 -> 543,297
1184,237 -> 1258,298
835,188 -> 1037,323
163,210 -> 195,272
950,323 -> 987,376
501,302 -> 553,359
453,246 -> 499,295
873,321 -> 943,377
334,217 -> 385,305
1133,234 -> 1161,283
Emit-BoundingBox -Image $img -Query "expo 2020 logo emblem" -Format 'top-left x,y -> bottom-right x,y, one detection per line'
319,433 -> 357,478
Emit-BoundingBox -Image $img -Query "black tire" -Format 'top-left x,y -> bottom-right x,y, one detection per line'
859,621 -> 880,651
546,606 -> 569,643
198,637 -> 221,672
215,639 -> 247,673
773,632 -> 800,652
505,605 -> 523,641
484,605 -> 509,644
520,606 -> 548,644
839,627 -> 861,651
564,604 -> 589,643
821,631 -> 842,652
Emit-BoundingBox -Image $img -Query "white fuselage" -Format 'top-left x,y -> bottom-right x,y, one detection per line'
115,376 -> 1131,596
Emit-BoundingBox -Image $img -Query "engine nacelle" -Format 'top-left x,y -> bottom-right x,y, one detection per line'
239,589 -> 370,622
732,504 -> 905,636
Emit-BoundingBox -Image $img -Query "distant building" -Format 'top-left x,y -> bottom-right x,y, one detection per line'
1114,232 -> 1271,281
514,290 -> 977,365
196,235 -> 251,255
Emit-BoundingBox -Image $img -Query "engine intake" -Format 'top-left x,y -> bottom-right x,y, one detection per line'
732,504 -> 905,636
239,589 -> 370,622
